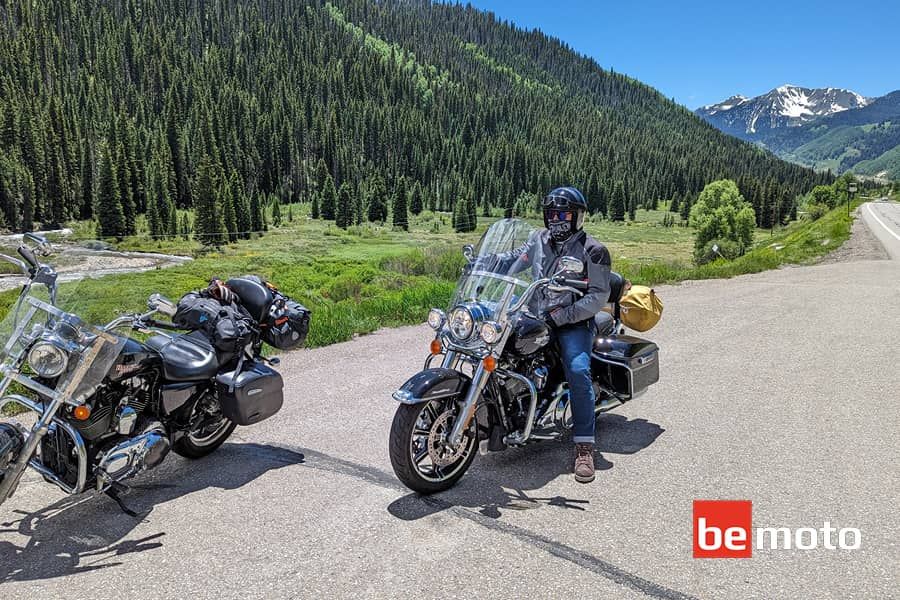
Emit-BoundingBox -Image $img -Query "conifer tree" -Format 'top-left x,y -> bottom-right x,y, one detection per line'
250,192 -> 263,232
410,181 -> 423,215
222,178 -> 238,241
271,197 -> 282,226
193,156 -> 227,246
115,143 -> 136,235
336,182 -> 353,229
311,193 -> 320,219
80,144 -> 95,220
367,174 -> 388,222
610,181 -> 626,222
321,174 -> 337,220
230,173 -> 251,238
97,147 -> 125,239
353,183 -> 363,226
392,176 -> 408,230
19,169 -> 34,232
180,212 -> 191,240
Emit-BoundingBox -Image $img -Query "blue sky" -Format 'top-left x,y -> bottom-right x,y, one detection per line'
463,0 -> 900,108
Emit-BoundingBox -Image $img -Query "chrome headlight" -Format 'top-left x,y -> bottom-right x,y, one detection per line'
27,341 -> 69,378
427,308 -> 446,331
448,307 -> 475,341
480,321 -> 503,345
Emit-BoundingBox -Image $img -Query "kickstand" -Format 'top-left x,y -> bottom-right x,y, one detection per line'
105,482 -> 143,518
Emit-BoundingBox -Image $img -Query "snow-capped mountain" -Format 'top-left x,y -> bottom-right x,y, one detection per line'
696,85 -> 870,139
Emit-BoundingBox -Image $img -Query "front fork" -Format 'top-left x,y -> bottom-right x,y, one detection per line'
446,363 -> 490,446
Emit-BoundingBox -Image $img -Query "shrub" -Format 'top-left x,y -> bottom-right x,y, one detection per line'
690,179 -> 755,264
695,238 -> 742,265
804,203 -> 829,221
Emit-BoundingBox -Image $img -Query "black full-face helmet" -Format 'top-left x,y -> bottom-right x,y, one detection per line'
542,186 -> 587,242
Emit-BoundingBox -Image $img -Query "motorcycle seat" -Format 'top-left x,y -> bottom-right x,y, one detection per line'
146,331 -> 220,382
594,311 -> 615,337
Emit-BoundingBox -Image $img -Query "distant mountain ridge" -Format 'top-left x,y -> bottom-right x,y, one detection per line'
697,86 -> 900,180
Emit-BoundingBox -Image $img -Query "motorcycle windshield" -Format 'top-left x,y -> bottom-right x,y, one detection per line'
450,218 -> 538,319
0,271 -> 127,407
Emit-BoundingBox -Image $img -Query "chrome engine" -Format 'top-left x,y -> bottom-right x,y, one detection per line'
95,422 -> 170,490
0,423 -> 25,471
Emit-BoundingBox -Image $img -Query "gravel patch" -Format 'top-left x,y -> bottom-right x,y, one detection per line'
818,209 -> 889,264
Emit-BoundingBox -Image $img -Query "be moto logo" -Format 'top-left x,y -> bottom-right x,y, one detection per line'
692,500 -> 861,558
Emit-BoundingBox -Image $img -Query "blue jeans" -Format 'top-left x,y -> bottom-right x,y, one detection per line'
556,322 -> 596,444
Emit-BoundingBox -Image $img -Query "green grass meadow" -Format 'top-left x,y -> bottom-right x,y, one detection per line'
0,201 -> 860,350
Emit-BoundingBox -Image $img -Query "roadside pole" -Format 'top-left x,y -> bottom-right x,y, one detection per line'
848,182 -> 857,218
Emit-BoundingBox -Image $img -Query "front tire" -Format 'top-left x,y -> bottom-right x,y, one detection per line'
389,399 -> 477,494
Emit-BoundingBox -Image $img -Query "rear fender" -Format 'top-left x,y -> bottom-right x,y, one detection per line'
392,368 -> 471,405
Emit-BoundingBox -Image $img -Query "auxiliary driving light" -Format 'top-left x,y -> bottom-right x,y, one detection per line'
479,321 -> 503,344
427,308 -> 446,330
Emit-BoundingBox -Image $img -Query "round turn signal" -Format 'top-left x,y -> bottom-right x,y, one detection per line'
73,405 -> 91,421
482,356 -> 497,372
430,339 -> 442,355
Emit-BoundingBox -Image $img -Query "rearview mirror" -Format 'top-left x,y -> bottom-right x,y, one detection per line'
148,293 -> 177,317
24,232 -> 51,256
556,256 -> 584,274
462,244 -> 476,262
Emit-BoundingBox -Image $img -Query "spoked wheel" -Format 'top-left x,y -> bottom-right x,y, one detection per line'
172,395 -> 236,459
389,399 -> 477,494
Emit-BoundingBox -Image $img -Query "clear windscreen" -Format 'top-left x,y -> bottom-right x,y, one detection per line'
0,265 -> 128,405
450,218 -> 538,319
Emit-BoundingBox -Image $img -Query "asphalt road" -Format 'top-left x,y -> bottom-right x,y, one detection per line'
2,204 -> 898,599
861,200 -> 900,260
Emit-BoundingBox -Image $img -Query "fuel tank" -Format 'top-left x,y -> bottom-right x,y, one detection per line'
507,314 -> 551,356
107,336 -> 161,382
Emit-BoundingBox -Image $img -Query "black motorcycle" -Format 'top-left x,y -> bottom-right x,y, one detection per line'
0,234 -> 307,511
389,218 -> 660,493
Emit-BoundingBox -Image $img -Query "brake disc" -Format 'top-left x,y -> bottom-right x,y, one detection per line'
427,410 -> 469,467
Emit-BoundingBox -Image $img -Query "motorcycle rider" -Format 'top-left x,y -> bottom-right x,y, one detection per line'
487,186 -> 611,482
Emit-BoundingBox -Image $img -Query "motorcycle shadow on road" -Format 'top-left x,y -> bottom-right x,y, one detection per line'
388,414 -> 664,521
0,442 -> 305,583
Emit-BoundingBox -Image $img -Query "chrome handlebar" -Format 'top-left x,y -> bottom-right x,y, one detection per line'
102,309 -> 160,332
507,277 -> 585,314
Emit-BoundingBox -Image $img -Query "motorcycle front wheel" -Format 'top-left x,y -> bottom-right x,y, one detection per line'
389,399 -> 477,494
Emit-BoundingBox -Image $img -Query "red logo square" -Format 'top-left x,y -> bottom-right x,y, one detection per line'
693,500 -> 753,558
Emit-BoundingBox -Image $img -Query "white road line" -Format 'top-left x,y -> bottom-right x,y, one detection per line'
866,203 -> 900,241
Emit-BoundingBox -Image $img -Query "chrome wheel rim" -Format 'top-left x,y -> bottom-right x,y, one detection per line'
188,415 -> 231,445
409,400 -> 476,483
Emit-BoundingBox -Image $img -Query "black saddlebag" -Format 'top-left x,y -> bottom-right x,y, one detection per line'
592,335 -> 659,399
215,360 -> 284,426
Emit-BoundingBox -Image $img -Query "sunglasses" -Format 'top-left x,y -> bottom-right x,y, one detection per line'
546,209 -> 573,222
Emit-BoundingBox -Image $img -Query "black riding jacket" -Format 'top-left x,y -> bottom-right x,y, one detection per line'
493,229 -> 611,327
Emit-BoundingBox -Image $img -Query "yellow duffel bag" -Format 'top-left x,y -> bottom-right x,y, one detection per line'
619,285 -> 663,332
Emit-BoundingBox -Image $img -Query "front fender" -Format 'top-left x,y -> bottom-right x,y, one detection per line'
392,368 -> 471,405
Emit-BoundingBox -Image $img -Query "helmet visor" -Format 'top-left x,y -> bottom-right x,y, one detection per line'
545,209 -> 573,222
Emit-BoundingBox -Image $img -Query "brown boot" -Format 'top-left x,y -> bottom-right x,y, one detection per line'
574,443 -> 595,483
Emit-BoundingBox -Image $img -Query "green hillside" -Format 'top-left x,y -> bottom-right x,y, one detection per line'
852,145 -> 900,179
0,0 -> 828,239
